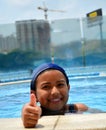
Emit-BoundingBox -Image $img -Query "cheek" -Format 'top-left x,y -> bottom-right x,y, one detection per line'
62,87 -> 69,94
36,90 -> 48,102
62,89 -> 69,98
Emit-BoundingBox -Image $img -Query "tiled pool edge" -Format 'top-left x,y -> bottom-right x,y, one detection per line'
0,113 -> 106,130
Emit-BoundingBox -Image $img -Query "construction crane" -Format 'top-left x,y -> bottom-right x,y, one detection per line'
37,2 -> 66,20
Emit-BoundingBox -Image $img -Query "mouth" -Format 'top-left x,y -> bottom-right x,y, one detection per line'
50,98 -> 62,103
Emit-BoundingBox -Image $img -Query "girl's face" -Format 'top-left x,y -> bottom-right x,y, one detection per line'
35,70 -> 70,111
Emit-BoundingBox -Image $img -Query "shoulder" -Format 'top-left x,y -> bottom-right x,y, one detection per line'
66,103 -> 88,113
74,103 -> 88,111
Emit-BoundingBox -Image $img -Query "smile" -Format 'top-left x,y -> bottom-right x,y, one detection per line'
50,98 -> 62,103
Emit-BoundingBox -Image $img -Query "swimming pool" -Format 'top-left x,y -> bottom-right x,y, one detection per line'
0,66 -> 106,118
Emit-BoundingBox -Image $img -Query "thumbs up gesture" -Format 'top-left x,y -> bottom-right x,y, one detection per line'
30,93 -> 37,107
22,93 -> 42,128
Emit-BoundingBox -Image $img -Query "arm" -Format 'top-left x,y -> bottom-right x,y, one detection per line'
21,94 -> 42,128
86,107 -> 105,113
75,104 -> 105,113
74,103 -> 88,112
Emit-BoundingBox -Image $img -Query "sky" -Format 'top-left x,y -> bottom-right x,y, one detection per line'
0,0 -> 106,24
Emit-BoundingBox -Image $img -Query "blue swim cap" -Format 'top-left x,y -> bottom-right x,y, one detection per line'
31,63 -> 69,91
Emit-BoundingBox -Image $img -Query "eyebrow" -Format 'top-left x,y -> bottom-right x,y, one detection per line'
56,79 -> 66,83
40,79 -> 66,85
40,82 -> 51,86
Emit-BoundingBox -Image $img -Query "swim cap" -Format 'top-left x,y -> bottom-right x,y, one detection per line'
31,63 -> 69,91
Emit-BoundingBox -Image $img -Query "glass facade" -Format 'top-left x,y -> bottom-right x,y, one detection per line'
0,16 -> 106,71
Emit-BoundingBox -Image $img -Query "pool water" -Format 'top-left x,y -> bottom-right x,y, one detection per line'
68,76 -> 106,110
0,67 -> 106,118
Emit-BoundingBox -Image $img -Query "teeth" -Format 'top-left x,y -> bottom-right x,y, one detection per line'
51,98 -> 60,102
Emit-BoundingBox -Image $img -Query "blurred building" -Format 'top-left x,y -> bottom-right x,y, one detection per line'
16,19 -> 51,56
0,34 -> 17,54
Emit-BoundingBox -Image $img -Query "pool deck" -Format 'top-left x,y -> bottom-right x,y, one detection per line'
0,113 -> 106,130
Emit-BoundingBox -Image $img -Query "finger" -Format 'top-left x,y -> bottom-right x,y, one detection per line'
30,93 -> 36,107
25,112 -> 39,120
25,119 -> 38,128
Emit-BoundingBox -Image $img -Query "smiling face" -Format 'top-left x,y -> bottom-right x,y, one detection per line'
35,69 -> 70,111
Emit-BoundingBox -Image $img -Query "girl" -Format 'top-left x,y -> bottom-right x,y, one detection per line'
22,63 -> 88,128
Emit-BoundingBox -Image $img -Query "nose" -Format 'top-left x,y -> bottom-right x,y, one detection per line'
51,86 -> 60,95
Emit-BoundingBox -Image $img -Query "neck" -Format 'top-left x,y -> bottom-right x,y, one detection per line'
41,106 -> 65,116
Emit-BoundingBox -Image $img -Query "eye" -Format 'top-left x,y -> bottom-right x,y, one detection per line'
42,85 -> 50,90
57,82 -> 66,88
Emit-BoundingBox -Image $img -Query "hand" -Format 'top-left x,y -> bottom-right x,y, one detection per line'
22,93 -> 42,128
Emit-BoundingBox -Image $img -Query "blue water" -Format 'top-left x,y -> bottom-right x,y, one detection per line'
0,67 -> 106,118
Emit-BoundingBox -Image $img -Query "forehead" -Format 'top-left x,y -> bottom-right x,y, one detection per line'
37,69 -> 66,80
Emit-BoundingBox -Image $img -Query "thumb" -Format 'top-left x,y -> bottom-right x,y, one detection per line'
30,93 -> 36,107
